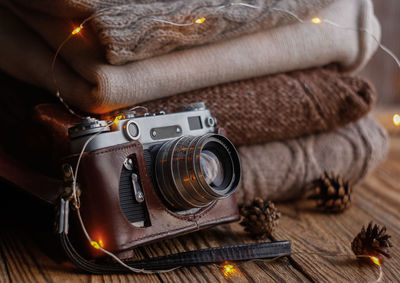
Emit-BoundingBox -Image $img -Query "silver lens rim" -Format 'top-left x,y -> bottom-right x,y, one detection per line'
155,134 -> 241,210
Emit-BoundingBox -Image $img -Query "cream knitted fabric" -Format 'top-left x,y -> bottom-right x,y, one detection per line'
1,0 -> 380,113
11,0 -> 334,64
236,115 -> 388,205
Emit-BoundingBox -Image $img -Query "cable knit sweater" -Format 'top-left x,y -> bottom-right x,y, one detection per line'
0,0 -> 380,113
10,0 -> 334,64
236,115 -> 388,205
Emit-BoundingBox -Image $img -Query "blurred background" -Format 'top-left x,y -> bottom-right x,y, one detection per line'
361,0 -> 400,106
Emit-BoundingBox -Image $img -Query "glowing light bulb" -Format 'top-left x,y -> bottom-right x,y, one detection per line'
98,239 -> 104,248
113,115 -> 123,126
393,114 -> 400,126
370,256 -> 381,266
72,26 -> 83,35
312,17 -> 322,24
91,241 -> 101,249
195,17 -> 206,24
222,263 -> 237,278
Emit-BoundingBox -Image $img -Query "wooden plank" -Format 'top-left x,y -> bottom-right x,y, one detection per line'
0,125 -> 398,282
0,230 -> 161,283
0,186 -> 308,283
268,139 -> 400,282
141,223 -> 310,282
0,237 -> 10,283
0,187 -> 161,283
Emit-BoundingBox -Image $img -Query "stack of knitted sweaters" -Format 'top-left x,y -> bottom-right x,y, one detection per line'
0,0 -> 387,204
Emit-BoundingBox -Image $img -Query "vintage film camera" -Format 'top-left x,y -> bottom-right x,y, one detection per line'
65,102 -> 241,257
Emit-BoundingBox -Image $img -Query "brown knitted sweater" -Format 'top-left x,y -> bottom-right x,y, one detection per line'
2,0 -> 380,113
0,71 -> 386,204
140,66 -> 377,146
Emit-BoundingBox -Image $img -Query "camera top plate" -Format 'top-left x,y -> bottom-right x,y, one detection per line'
68,102 -> 217,154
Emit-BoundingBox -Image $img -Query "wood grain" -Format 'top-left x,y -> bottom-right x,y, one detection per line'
269,137 -> 400,283
0,139 -> 398,282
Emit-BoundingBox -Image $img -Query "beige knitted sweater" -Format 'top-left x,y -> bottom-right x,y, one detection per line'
11,0 -> 334,64
236,115 -> 388,205
1,0 -> 380,113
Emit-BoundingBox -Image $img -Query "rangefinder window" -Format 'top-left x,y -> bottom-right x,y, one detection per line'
188,116 -> 203,130
150,125 -> 182,140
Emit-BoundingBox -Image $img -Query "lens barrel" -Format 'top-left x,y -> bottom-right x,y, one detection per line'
155,134 -> 241,211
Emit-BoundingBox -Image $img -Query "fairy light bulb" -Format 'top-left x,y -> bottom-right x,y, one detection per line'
113,115 -> 123,126
50,3 -> 400,274
90,241 -> 101,249
312,17 -> 322,24
72,25 -> 83,35
393,114 -> 400,126
222,263 -> 237,278
195,17 -> 206,24
370,256 -> 381,266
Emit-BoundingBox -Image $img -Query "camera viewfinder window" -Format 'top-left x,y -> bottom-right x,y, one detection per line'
188,116 -> 203,130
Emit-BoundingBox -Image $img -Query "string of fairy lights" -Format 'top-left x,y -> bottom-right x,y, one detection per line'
52,1 -> 398,278
217,253 -> 383,281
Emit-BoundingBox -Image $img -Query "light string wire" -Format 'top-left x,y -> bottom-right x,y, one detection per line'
322,19 -> 400,69
54,1 -> 399,274
213,252 -> 383,282
50,10 -> 109,119
294,252 -> 383,282
69,120 -> 179,274
272,7 -> 400,71
50,1 -> 400,119
68,124 -> 386,278
69,128 -> 387,279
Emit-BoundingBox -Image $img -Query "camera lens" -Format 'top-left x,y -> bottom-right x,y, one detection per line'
155,134 -> 241,210
200,150 -> 224,187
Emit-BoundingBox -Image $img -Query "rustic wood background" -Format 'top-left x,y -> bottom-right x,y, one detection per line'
0,135 -> 399,282
0,1 -> 399,282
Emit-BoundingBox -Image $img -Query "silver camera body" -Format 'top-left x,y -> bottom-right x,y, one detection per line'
69,102 -> 217,154
68,102 -> 240,212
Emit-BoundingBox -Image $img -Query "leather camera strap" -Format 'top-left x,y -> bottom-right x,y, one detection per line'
60,232 -> 291,274
57,192 -> 291,274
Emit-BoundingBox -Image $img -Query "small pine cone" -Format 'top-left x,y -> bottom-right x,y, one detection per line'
308,172 -> 351,213
239,198 -> 280,239
351,222 -> 393,261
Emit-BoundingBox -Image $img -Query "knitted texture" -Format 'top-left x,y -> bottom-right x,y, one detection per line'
30,106 -> 387,205
11,0 -> 334,65
236,115 -> 388,205
31,106 -> 387,205
140,66 -> 377,146
2,0 -> 380,113
0,72 -> 386,205
92,0 -> 334,65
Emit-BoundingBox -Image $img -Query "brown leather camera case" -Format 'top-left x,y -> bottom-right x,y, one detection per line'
64,140 -> 239,258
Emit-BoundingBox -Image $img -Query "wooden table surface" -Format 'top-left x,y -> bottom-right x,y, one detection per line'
0,118 -> 399,283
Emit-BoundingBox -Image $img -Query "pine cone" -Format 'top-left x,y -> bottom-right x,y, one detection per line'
351,222 -> 393,261
239,198 -> 280,239
308,172 -> 351,213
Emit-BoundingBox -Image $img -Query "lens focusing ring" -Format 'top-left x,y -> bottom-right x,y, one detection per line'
155,134 -> 241,210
